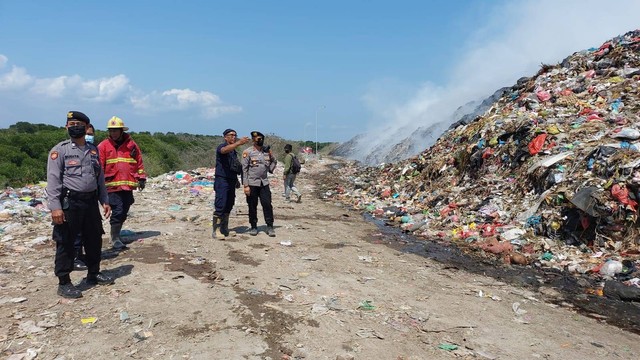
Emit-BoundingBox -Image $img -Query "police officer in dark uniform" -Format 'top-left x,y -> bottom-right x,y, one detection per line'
212,128 -> 250,240
242,131 -> 277,237
47,111 -> 114,299
73,124 -> 97,271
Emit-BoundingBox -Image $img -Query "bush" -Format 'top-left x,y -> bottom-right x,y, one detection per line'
0,121 -> 335,187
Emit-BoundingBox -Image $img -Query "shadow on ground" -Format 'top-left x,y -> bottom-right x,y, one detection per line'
363,213 -> 640,335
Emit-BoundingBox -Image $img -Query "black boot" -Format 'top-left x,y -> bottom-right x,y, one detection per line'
221,213 -> 236,237
212,215 -> 225,240
73,258 -> 88,271
220,214 -> 228,236
87,272 -> 114,286
58,283 -> 82,298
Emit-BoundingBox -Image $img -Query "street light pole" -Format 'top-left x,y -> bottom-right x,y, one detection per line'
315,105 -> 324,156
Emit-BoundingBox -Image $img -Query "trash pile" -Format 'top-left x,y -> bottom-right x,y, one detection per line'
328,29 -> 640,297
0,184 -> 49,221
0,184 -> 51,253
0,168 -> 218,255
0,161 -> 290,248
159,169 -> 216,197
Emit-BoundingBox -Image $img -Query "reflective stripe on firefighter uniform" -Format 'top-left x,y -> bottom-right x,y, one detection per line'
97,133 -> 146,192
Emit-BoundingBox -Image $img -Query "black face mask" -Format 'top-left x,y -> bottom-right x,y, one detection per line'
68,125 -> 86,138
256,139 -> 264,147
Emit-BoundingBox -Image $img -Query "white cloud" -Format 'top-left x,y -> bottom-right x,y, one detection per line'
0,54 -> 242,120
32,76 -> 72,98
29,74 -> 130,102
0,66 -> 34,90
129,92 -> 152,110
78,74 -> 130,102
132,88 -> 242,118
163,88 -> 221,108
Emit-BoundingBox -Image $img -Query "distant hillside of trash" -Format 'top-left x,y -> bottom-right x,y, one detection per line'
327,29 -> 640,283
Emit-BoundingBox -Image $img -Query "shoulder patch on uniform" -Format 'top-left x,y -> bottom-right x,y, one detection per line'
50,151 -> 58,160
90,149 -> 97,155
243,152 -> 248,158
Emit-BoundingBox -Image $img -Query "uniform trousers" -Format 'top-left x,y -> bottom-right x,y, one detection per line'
53,195 -> 102,283
108,191 -> 134,226
214,176 -> 237,217
74,212 -> 104,260
247,185 -> 274,227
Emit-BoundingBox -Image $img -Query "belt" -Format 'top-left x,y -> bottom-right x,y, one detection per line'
63,188 -> 98,200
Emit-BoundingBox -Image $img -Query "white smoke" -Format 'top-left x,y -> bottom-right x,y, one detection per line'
351,0 -> 640,164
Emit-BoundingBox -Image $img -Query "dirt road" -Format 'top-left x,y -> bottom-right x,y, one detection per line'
1,157 -> 639,359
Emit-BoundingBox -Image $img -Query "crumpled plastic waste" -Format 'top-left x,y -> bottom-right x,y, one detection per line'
324,29 -> 640,289
599,260 -> 624,278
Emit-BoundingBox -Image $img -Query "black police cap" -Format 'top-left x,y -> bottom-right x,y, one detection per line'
251,131 -> 264,138
67,111 -> 90,124
223,128 -> 236,136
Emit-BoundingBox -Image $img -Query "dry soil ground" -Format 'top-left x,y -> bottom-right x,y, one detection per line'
1,157 -> 640,360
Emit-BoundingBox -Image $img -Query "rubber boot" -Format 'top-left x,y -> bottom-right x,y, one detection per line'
110,223 -> 126,250
221,213 -> 236,237
212,215 -> 225,240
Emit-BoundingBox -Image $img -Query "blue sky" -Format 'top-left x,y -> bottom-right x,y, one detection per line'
0,1 -> 638,143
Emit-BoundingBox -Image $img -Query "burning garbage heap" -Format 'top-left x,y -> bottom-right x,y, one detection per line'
328,29 -> 640,295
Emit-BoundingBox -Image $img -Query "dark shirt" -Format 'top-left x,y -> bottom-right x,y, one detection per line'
215,142 -> 239,179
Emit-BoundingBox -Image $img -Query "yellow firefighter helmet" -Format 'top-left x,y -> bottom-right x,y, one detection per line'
107,116 -> 129,131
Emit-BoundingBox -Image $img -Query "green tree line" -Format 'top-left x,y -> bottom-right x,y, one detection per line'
0,122 -> 335,187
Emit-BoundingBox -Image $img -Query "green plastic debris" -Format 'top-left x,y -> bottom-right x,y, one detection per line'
358,300 -> 375,311
540,252 -> 554,261
438,343 -> 458,351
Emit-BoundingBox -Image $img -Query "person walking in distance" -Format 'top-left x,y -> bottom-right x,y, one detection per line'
242,131 -> 277,237
283,144 -> 302,203
97,116 -> 146,250
212,128 -> 249,240
47,111 -> 114,299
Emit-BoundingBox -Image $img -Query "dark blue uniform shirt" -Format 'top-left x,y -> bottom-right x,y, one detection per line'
215,142 -> 240,179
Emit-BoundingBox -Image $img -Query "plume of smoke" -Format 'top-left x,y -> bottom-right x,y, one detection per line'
351,0 -> 640,165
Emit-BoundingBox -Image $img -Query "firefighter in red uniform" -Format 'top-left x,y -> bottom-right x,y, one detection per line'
97,116 -> 146,250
